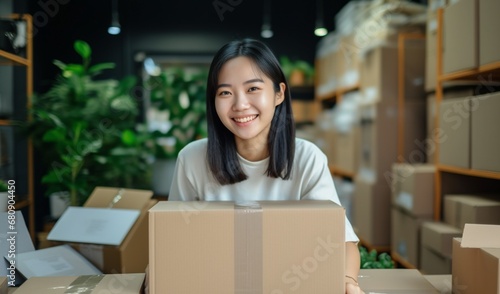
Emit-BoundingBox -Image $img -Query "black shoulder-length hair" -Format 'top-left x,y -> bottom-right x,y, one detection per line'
206,38 -> 295,185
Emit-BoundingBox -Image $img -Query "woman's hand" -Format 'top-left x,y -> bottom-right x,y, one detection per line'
346,281 -> 365,294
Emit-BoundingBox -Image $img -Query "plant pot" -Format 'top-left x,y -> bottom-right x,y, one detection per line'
49,191 -> 70,219
152,158 -> 177,196
0,192 -> 8,212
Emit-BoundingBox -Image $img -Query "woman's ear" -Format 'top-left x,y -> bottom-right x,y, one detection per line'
275,82 -> 286,106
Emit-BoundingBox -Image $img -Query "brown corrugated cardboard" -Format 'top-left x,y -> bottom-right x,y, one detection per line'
391,163 -> 436,216
149,200 -> 345,294
420,246 -> 453,274
391,207 -> 432,267
443,0 -> 478,74
358,269 -> 439,293
421,221 -> 461,258
479,0 -> 500,66
444,194 -> 500,230
438,96 -> 471,168
49,187 -> 155,274
14,274 -> 145,294
452,224 -> 500,294
471,92 -> 500,173
353,176 -> 391,246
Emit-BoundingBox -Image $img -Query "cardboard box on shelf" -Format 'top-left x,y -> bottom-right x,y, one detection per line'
438,96 -> 471,168
443,194 -> 500,230
443,0 -> 478,74
391,163 -> 436,216
471,92 -> 500,173
425,10 -> 438,92
391,207 -> 432,267
452,224 -> 500,294
421,221 -> 462,258
358,269 -> 439,293
14,274 -> 145,294
47,187 -> 155,274
333,126 -> 360,175
149,200 -> 345,294
479,0 -> 500,66
353,176 -> 391,247
420,246 -> 453,275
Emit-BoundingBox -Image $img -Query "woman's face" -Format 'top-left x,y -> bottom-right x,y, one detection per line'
215,56 -> 285,148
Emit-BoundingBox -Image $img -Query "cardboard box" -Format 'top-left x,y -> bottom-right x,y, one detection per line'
426,13 -> 438,92
444,194 -> 500,230
48,187 -> 155,274
423,274 -> 452,294
420,246 -> 453,274
15,245 -> 102,279
479,0 -> 500,66
391,207 -> 432,267
14,274 -> 145,294
149,200 -> 345,294
421,221 -> 462,258
333,126 -> 360,175
391,163 -> 436,216
471,92 -> 500,172
0,211 -> 35,286
452,224 -> 500,294
353,176 -> 391,246
438,96 -> 471,168
443,0 -> 478,74
358,269 -> 439,293
426,93 -> 437,162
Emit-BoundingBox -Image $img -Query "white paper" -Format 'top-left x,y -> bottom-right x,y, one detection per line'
15,245 -> 101,278
47,207 -> 140,246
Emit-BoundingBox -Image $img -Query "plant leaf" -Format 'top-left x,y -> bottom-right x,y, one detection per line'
74,40 -> 91,59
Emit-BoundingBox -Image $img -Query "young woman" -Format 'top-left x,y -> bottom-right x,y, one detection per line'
169,38 -> 364,294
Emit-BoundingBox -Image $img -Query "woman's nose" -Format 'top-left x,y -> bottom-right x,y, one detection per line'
232,92 -> 250,111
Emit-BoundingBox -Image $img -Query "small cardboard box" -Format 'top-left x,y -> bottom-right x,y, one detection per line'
14,274 -> 145,294
479,0 -> 500,66
444,194 -> 500,230
452,224 -> 500,294
48,187 -> 155,274
391,163 -> 436,216
443,0 -> 478,74
471,92 -> 500,173
358,269 -> 439,293
149,200 -> 345,294
391,207 -> 432,267
14,245 -> 102,279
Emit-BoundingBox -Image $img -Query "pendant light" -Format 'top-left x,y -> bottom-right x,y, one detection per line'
314,0 -> 328,37
261,0 -> 273,38
108,0 -> 121,35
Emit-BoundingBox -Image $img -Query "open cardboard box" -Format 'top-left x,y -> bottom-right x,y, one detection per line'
452,224 -> 500,293
48,187 -> 156,274
358,269 -> 439,293
14,274 -> 145,294
149,200 -> 346,294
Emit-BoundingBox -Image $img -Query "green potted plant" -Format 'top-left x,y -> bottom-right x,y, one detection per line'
25,40 -> 150,207
145,67 -> 208,195
280,56 -> 315,86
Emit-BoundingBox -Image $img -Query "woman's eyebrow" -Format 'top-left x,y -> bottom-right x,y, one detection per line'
216,78 -> 264,89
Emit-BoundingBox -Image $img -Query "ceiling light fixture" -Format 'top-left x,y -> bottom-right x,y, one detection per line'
108,0 -> 121,35
261,0 -> 273,38
314,0 -> 328,37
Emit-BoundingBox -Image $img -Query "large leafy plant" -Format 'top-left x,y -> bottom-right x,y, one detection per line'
26,40 -> 150,206
146,67 -> 208,159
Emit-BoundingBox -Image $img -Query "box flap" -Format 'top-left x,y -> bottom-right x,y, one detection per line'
47,207 -> 141,245
84,187 -> 153,210
461,224 -> 500,248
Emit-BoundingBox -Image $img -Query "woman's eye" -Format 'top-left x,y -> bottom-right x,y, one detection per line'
248,87 -> 259,92
218,91 -> 230,96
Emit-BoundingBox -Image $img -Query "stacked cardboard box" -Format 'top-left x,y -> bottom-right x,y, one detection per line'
443,194 -> 500,230
390,163 -> 435,267
420,221 -> 461,274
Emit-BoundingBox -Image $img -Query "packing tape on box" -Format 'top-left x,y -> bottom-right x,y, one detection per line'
65,275 -> 104,293
234,201 -> 263,293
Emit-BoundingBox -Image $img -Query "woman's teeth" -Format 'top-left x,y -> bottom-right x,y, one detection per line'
234,115 -> 257,123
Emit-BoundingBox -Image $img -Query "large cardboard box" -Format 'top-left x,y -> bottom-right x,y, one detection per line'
443,0 -> 478,74
14,274 -> 145,294
471,92 -> 500,172
358,269 -> 439,293
452,224 -> 500,294
149,200 -> 345,294
353,176 -> 391,246
438,96 -> 471,168
48,187 -> 155,274
391,207 -> 432,267
391,163 -> 436,216
443,194 -> 500,230
479,0 -> 500,66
